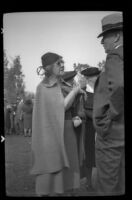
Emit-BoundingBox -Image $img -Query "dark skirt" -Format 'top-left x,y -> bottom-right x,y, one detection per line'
63,110 -> 80,190
84,118 -> 96,168
64,117 -> 79,172
23,113 -> 32,129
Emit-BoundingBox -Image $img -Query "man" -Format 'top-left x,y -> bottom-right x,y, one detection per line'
93,13 -> 124,195
80,67 -> 100,190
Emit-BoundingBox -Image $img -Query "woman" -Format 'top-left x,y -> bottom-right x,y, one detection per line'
80,67 -> 100,190
31,52 -> 84,196
22,99 -> 33,137
60,70 -> 87,196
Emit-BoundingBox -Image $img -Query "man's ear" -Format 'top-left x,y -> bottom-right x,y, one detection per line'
114,33 -> 120,43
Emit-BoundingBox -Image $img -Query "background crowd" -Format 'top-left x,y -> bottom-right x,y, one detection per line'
4,97 -> 33,137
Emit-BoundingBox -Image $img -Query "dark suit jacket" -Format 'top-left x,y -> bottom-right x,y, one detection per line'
84,91 -> 93,119
83,91 -> 96,167
93,46 -> 124,146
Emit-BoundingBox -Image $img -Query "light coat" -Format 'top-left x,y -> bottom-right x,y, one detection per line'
31,80 -> 69,175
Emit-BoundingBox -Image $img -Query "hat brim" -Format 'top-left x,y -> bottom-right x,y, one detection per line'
81,67 -> 101,77
61,71 -> 77,81
97,25 -> 123,38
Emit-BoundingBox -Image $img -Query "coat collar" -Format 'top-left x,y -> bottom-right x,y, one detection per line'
42,76 -> 72,88
59,78 -> 73,87
115,44 -> 123,49
42,77 -> 58,88
110,45 -> 123,60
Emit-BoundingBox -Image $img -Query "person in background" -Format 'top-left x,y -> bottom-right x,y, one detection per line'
15,99 -> 24,135
93,13 -> 124,195
60,70 -> 86,196
10,103 -> 17,134
61,68 -> 87,180
4,99 -> 8,133
71,72 -> 87,179
5,104 -> 12,135
31,52 -> 84,196
22,99 -> 33,137
80,67 -> 100,191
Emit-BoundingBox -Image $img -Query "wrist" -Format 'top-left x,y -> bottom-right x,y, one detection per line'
73,87 -> 79,95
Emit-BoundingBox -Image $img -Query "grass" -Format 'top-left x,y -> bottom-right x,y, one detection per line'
5,135 -> 97,196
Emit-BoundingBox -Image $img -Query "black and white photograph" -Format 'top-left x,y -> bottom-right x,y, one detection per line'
3,11 -> 124,196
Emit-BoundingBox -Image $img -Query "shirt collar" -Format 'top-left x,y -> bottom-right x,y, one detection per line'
86,84 -> 94,93
115,44 -> 123,49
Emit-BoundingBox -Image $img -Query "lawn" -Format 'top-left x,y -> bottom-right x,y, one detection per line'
4,135 -> 97,197
5,135 -> 36,196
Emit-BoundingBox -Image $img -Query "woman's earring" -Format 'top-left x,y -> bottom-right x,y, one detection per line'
36,66 -> 45,76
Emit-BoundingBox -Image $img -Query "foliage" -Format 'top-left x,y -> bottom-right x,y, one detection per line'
73,60 -> 106,73
4,51 -> 9,89
73,63 -> 91,72
4,52 -> 25,104
97,60 -> 106,71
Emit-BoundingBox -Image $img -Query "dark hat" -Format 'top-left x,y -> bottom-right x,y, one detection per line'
61,71 -> 77,81
37,52 -> 62,75
81,67 -> 100,77
97,13 -> 123,38
41,52 -> 62,68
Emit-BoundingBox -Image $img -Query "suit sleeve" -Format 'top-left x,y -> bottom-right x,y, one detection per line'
106,53 -> 124,120
84,93 -> 93,119
93,52 -> 124,138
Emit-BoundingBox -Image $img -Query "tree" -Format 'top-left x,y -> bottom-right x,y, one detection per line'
73,63 -> 77,71
4,51 -> 9,89
4,53 -> 25,103
4,51 -> 9,102
12,56 -> 25,99
97,60 -> 106,72
73,63 -> 91,72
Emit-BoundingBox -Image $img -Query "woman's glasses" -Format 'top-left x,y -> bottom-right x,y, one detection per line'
55,60 -> 64,67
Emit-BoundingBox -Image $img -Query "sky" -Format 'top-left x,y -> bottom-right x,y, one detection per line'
3,11 -> 118,93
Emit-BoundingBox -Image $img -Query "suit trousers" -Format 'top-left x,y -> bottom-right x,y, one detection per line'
95,143 -> 125,196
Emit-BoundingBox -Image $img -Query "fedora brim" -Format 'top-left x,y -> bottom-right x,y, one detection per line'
97,25 -> 123,38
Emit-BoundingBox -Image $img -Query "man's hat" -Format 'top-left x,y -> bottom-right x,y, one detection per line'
97,13 -> 123,38
61,71 -> 77,81
81,67 -> 101,77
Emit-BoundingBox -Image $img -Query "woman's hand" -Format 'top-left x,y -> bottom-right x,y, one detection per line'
73,85 -> 87,97
72,116 -> 82,127
64,85 -> 86,111
78,76 -> 87,89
